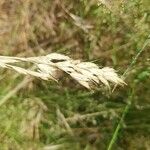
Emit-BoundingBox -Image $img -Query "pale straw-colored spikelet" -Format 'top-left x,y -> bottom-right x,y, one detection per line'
0,53 -> 126,89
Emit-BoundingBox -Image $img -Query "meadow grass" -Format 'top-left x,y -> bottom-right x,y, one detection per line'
0,0 -> 150,149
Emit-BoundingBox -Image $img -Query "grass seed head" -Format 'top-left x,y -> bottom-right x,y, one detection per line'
0,53 -> 126,89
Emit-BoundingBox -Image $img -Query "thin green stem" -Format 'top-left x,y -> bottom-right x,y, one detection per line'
107,102 -> 130,150
107,34 -> 150,150
123,34 -> 150,76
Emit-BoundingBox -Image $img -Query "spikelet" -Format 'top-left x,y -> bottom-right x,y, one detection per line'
0,53 -> 126,89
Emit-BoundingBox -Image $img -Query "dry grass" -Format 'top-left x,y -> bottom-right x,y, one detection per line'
0,53 -> 125,89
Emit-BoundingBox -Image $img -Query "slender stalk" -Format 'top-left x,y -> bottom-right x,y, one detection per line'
112,34 -> 150,92
107,34 -> 150,150
107,101 -> 131,150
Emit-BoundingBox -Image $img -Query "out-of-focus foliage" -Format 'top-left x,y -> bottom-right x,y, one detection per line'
0,0 -> 149,149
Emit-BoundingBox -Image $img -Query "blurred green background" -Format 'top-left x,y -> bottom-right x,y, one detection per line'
0,0 -> 149,149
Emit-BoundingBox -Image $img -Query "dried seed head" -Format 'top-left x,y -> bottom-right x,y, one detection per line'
0,53 -> 126,89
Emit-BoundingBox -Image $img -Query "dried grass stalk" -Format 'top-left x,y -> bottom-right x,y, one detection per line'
0,53 -> 126,89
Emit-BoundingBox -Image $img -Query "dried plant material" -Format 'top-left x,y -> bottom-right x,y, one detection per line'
0,53 -> 126,89
68,12 -> 93,32
20,98 -> 47,140
43,144 -> 64,150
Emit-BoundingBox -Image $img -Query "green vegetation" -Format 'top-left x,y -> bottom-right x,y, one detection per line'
0,0 -> 149,149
